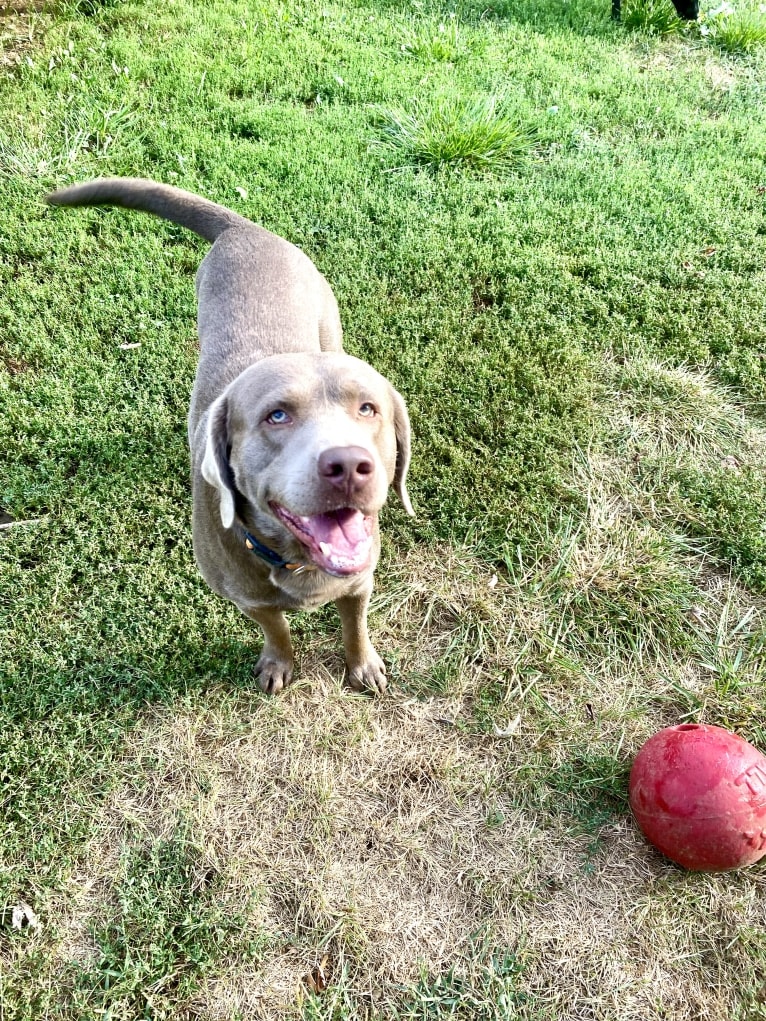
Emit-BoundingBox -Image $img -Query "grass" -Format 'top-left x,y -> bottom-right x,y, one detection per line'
2,0 -> 766,1017
63,832 -> 256,1017
619,0 -> 766,51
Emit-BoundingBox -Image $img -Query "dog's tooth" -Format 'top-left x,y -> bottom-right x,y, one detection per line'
319,542 -> 332,556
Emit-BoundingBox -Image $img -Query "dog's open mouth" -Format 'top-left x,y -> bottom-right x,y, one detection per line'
270,503 -> 374,576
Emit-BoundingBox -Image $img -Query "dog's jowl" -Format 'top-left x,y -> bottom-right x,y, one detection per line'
47,178 -> 413,695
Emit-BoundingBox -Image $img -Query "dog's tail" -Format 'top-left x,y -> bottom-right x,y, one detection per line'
46,177 -> 252,243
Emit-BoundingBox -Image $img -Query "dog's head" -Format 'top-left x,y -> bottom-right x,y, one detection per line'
200,352 -> 412,576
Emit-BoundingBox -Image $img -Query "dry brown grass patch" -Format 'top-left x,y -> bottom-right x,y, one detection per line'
53,659 -> 766,1018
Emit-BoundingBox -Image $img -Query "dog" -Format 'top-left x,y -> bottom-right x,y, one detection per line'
46,178 -> 413,695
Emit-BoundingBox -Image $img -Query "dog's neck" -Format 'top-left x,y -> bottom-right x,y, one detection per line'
237,523 -> 313,574
233,488 -> 314,574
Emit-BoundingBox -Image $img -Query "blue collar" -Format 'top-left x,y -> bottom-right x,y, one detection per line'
241,527 -> 314,574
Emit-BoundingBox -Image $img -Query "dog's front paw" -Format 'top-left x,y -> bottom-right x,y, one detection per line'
255,652 -> 294,695
346,648 -> 387,695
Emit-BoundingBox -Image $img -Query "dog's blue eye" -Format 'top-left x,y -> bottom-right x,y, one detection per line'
266,409 -> 291,425
359,403 -> 375,417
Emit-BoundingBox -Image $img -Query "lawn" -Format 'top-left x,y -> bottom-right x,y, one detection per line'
1,0 -> 766,1017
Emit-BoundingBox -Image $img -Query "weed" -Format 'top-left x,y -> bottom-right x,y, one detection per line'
0,134 -> 52,178
542,753 -> 630,831
0,102 -> 140,178
401,15 -> 471,63
372,95 -> 537,172
68,101 -> 141,158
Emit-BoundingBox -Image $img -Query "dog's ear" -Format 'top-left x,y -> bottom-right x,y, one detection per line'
201,395 -> 236,529
389,385 -> 414,516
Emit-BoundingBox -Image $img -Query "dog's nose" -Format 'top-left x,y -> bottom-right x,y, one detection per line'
318,446 -> 375,496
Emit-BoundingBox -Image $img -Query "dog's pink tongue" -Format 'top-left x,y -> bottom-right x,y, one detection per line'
307,509 -> 373,575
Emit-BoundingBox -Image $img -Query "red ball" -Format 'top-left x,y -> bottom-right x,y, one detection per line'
629,723 -> 766,871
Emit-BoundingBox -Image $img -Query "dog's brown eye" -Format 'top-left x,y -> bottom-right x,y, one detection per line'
359,403 -> 375,417
265,409 -> 291,425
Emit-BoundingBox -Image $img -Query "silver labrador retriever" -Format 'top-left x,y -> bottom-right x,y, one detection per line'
47,178 -> 413,694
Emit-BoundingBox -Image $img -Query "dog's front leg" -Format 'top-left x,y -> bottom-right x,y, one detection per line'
245,606 -> 295,694
335,590 -> 387,694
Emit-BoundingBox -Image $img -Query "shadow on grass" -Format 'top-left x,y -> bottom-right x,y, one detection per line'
2,634 -> 261,723
0,634 -> 262,901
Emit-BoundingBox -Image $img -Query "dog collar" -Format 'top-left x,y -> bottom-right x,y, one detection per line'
240,527 -> 315,574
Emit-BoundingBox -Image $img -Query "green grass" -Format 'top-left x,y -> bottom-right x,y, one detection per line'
2,0 -> 766,1017
6,829 -> 259,1017
299,947 -> 536,1021
72,836 -> 256,1014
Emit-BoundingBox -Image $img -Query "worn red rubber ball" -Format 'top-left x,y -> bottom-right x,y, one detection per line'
629,723 -> 766,871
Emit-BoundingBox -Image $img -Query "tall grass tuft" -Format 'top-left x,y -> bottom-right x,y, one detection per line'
620,0 -> 685,34
701,2 -> 766,52
401,16 -> 467,62
372,95 -> 537,172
